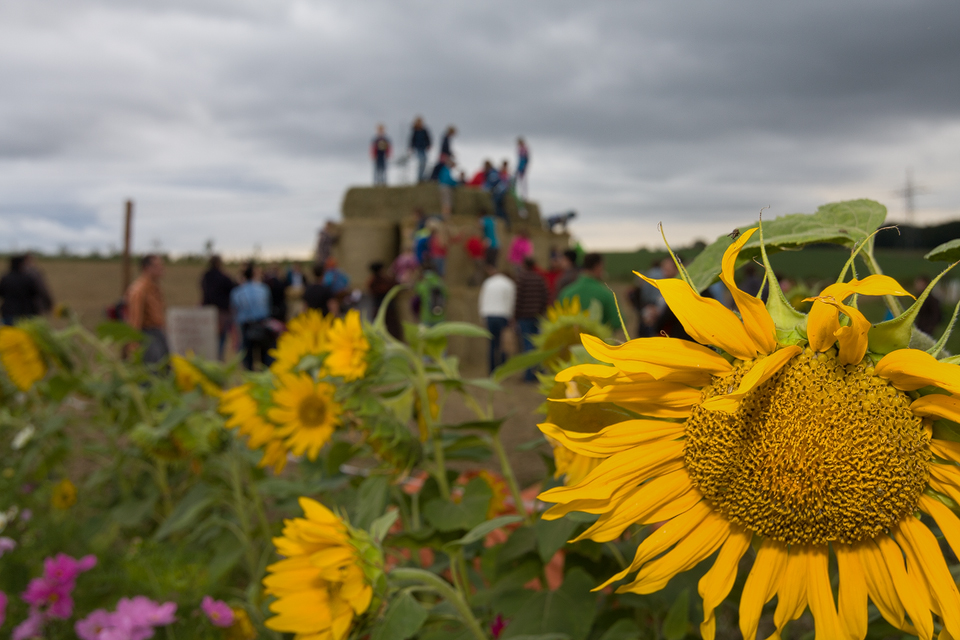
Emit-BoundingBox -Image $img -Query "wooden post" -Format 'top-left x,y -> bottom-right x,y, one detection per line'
121,200 -> 133,295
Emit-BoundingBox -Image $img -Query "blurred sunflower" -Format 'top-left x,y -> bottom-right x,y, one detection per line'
51,478 -> 77,510
268,374 -> 341,459
170,354 -> 221,397
219,384 -> 289,473
540,227 -> 960,640
324,310 -> 369,381
539,373 -> 628,486
271,310 -> 332,375
263,498 -> 378,640
534,297 -> 611,367
0,326 -> 46,391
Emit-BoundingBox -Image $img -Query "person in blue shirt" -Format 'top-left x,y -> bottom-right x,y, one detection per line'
230,262 -> 274,370
481,210 -> 499,266
437,156 -> 458,216
321,258 -> 350,294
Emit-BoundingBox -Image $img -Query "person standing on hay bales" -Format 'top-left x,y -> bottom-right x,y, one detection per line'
440,125 -> 456,160
371,123 -> 391,186
124,254 -> 169,364
437,155 -> 458,217
516,137 -> 530,198
408,116 -> 432,182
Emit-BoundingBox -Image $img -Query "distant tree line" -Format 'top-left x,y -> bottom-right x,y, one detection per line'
875,221 -> 960,250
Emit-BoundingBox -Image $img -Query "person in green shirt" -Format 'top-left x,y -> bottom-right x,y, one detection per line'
414,261 -> 448,326
558,252 -> 620,329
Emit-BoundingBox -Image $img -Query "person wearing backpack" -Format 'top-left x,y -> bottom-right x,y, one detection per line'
413,260 -> 447,327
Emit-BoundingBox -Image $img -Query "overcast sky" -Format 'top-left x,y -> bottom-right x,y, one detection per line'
1,0 -> 959,257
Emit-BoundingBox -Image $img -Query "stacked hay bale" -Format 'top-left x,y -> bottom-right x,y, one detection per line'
335,183 -> 570,373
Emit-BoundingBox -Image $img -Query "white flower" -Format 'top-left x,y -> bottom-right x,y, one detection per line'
12,425 -> 35,450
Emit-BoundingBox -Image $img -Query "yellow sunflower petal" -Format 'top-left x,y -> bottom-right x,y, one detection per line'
698,526 -> 751,640
931,439 -> 960,465
538,419 -> 685,458
578,334 -> 732,378
806,545 -> 846,640
739,538 -> 787,640
617,510 -> 730,595
701,346 -> 801,413
875,534 -> 934,640
893,516 -> 960,637
876,349 -> 960,394
919,495 -> 960,575
636,273 -> 759,360
595,498 -> 713,590
911,394 -> 960,423
855,540 -> 911,633
718,227 -> 777,355
835,543 -> 869,640
771,545 -> 809,638
810,297 -> 871,365
807,275 -> 913,353
560,379 -> 700,418
575,468 -> 699,543
539,439 -> 686,508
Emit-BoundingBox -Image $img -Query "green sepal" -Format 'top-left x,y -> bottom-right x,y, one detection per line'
757,216 -> 807,344
930,299 -> 960,359
932,418 -> 960,443
868,262 -> 957,355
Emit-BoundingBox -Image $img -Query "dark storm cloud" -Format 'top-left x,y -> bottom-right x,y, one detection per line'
0,0 -> 958,252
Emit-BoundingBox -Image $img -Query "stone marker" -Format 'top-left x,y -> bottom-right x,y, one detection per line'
166,306 -> 218,360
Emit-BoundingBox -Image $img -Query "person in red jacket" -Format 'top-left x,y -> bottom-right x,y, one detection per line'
371,124 -> 391,186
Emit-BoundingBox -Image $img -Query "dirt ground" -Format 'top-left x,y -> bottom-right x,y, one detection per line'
34,258 -> 554,488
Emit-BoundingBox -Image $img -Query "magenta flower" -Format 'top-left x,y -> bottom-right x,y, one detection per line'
42,553 -> 97,586
23,576 -> 74,618
115,596 -> 177,627
0,590 -> 7,626
75,609 -> 113,640
491,614 -> 507,639
201,596 -> 234,627
12,610 -> 45,640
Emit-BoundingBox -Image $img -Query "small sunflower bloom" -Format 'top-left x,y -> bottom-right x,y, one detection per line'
220,385 -> 289,472
540,226 -> 960,640
324,310 -> 369,381
271,310 -> 332,375
535,296 -> 611,367
170,354 -> 221,397
51,478 -> 77,510
268,374 -> 342,460
264,498 -> 378,640
0,326 -> 46,391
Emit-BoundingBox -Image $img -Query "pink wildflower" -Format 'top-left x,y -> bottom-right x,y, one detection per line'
491,614 -> 507,639
201,596 -> 234,627
0,590 -> 7,626
75,609 -> 113,640
12,610 -> 45,640
115,596 -> 177,627
42,553 -> 97,586
0,536 -> 16,557
22,576 -> 74,618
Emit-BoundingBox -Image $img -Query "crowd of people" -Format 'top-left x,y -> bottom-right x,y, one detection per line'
370,117 -> 530,223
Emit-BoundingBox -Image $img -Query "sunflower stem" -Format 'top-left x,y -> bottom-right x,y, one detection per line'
490,432 -> 530,522
390,568 -> 489,640
228,443 -> 262,600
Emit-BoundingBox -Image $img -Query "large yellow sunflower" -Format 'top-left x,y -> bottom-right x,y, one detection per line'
219,384 -> 289,472
324,310 -> 369,382
170,354 -> 221,397
540,227 -> 960,640
263,498 -> 377,640
271,310 -> 332,375
0,326 -> 46,391
268,374 -> 342,460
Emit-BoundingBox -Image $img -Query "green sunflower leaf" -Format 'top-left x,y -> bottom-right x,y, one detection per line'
926,238 -> 960,263
684,199 -> 888,293
371,590 -> 430,640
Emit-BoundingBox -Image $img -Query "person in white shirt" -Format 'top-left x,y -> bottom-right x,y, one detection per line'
478,264 -> 517,373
